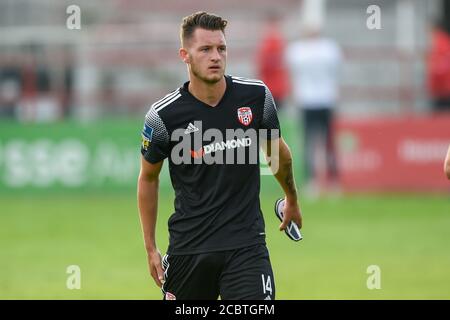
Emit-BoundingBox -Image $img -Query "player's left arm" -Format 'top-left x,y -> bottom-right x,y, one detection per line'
262,138 -> 302,230
259,84 -> 302,230
445,144 -> 450,180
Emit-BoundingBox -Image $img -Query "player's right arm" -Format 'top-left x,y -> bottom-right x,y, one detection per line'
445,144 -> 450,180
137,104 -> 171,288
137,156 -> 165,288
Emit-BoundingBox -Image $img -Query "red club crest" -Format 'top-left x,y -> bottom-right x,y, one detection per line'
237,107 -> 253,126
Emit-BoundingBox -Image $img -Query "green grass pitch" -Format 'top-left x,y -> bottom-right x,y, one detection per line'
1,185 -> 449,299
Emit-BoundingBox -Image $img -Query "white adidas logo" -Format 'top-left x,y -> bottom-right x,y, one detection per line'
184,122 -> 199,134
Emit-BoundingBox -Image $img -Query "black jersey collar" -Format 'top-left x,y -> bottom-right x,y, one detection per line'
181,75 -> 232,109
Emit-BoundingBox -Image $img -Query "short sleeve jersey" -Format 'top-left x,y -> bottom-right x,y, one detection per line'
141,75 -> 281,255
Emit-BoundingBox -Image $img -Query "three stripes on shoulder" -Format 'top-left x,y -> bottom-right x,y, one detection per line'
231,76 -> 266,87
152,89 -> 182,113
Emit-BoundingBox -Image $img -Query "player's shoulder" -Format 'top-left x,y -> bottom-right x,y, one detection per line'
146,87 -> 183,118
230,75 -> 267,88
229,75 -> 269,100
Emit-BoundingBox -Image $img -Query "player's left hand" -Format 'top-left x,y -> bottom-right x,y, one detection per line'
279,197 -> 302,231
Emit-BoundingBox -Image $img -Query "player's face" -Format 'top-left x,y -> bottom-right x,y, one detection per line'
183,28 -> 227,84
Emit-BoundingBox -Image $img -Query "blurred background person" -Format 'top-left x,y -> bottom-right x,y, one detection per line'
427,20 -> 450,112
286,24 -> 342,194
256,12 -> 290,110
0,59 -> 21,119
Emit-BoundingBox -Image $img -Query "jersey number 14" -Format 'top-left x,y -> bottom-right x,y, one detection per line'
261,274 -> 273,295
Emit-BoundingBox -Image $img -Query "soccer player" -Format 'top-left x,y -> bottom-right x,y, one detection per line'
445,144 -> 450,179
137,11 -> 302,300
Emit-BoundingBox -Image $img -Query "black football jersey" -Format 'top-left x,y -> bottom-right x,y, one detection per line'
141,75 -> 281,255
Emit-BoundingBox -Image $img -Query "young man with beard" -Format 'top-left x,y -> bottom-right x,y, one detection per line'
137,11 -> 302,300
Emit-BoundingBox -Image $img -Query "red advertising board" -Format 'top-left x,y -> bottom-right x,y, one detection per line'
335,114 -> 450,192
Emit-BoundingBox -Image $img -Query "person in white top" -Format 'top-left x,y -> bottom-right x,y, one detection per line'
286,26 -> 342,191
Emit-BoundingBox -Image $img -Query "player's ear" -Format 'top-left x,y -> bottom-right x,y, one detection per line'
179,48 -> 190,64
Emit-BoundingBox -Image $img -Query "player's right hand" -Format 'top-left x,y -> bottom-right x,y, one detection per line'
147,249 -> 165,288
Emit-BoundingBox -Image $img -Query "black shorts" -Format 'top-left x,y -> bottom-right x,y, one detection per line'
161,244 -> 275,300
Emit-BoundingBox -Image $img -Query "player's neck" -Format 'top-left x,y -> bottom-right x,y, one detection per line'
188,75 -> 226,107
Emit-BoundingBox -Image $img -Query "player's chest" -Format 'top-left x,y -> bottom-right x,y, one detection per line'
170,99 -> 262,134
